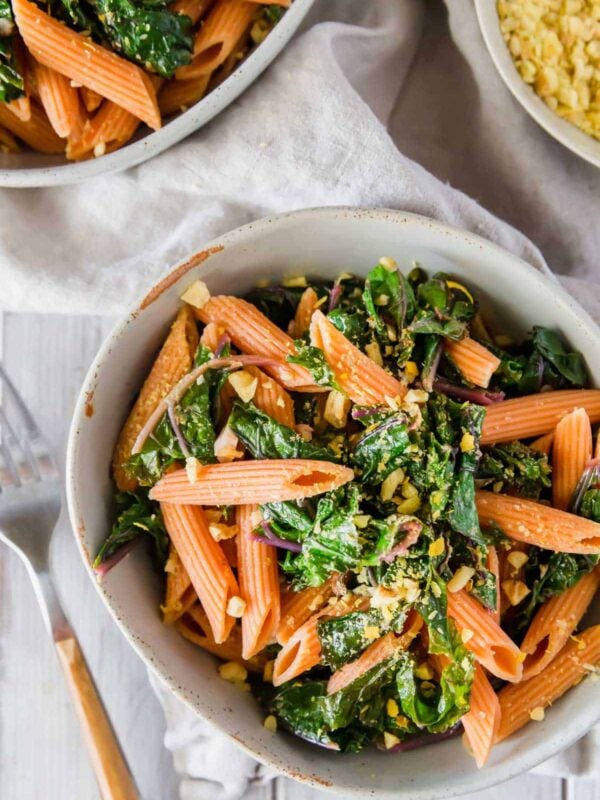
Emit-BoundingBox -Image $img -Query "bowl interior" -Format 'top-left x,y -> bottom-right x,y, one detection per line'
67,208 -> 600,799
0,0 -> 315,187
475,0 -> 600,169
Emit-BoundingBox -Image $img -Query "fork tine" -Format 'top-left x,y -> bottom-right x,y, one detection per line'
0,364 -> 58,480
0,406 -> 37,483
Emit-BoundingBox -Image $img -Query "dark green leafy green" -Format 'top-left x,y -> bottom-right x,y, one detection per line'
94,490 -> 168,567
0,1 -> 24,104
581,489 -> 600,522
287,342 -> 340,390
363,263 -> 414,332
477,441 -> 551,498
443,532 -> 497,612
447,403 -> 486,544
532,327 -> 587,387
228,401 -> 336,461
352,413 -> 411,483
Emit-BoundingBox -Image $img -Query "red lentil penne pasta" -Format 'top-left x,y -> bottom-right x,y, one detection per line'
0,100 -> 64,153
288,287 -> 320,339
481,389 -> 600,444
245,366 -> 295,427
327,633 -> 399,695
246,0 -> 289,5
521,567 -> 600,680
272,595 -> 368,687
277,576 -> 338,645
7,94 -> 31,121
552,408 -> 592,510
0,125 -> 20,153
67,101 -> 140,160
161,502 -> 240,643
150,459 -> 355,505
595,429 -> 600,460
195,295 -> 318,391
80,86 -> 103,113
162,543 -> 197,625
496,625 -> 600,742
461,664 -> 501,768
530,431 -> 554,455
176,604 -> 266,672
310,310 -> 406,406
170,0 -> 216,24
447,589 -> 523,682
176,0 -> 256,80
12,0 -> 161,130
159,75 -> 211,117
476,490 -> 600,553
33,60 -> 83,138
444,337 -> 501,389
237,506 -> 281,659
112,306 -> 199,492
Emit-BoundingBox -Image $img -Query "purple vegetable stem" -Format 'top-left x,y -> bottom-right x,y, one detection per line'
433,379 -> 505,406
214,333 -> 231,357
167,401 -> 191,458
249,533 -> 302,553
94,537 -> 142,578
328,283 -> 342,312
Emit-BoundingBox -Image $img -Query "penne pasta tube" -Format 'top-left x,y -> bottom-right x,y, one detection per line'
496,625 -> 600,742
476,490 -> 600,553
150,459 -> 355,505
159,75 -> 211,117
67,101 -> 140,161
272,594 -> 368,687
0,125 -> 20,152
80,86 -> 103,113
447,589 -> 523,682
176,604 -> 266,672
7,94 -> 31,122
245,365 -> 295,427
12,0 -> 161,129
170,0 -> 216,25
530,431 -> 554,455
310,310 -> 406,406
277,576 -> 338,645
195,295 -> 319,391
161,502 -> 240,643
552,408 -> 592,510
237,505 -> 280,660
444,337 -> 501,389
0,100 -> 64,153
33,60 -> 83,138
112,305 -> 199,492
288,287 -> 319,339
176,0 -> 256,80
461,663 -> 501,768
481,389 -> 600,445
521,567 -> 600,679
162,543 -> 197,625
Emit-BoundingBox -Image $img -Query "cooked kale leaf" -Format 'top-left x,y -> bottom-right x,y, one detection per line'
0,1 -> 24,104
94,490 -> 168,567
447,402 -> 486,544
288,342 -> 340,390
352,413 -> 411,483
581,488 -> 600,522
477,441 -> 551,498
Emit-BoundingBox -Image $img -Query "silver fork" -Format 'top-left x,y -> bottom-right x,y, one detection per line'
0,364 -> 138,800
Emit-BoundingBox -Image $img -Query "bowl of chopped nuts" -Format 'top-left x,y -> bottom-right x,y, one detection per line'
475,0 -> 600,169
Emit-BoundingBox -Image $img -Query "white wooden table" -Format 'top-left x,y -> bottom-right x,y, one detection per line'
0,311 -> 596,800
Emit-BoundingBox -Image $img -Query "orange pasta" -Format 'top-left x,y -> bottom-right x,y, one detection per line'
195,295 -> 318,391
170,0 -> 215,24
33,60 -> 83,138
444,337 -> 501,389
486,545 -> 501,624
12,0 -> 161,129
245,366 -> 295,427
150,459 -> 355,505
462,664 -> 501,768
327,633 -> 399,695
176,604 -> 266,672
552,408 -> 592,510
80,86 -> 103,113
0,100 -> 64,153
7,94 -> 31,121
0,125 -> 20,153
476,490 -> 600,553
277,577 -> 337,645
310,310 -> 406,406
162,543 -> 197,625
272,595 -> 367,687
176,0 -> 256,80
288,287 -> 320,338
199,321 -> 226,352
67,101 -> 140,160
481,389 -> 600,444
237,505 -> 280,660
447,590 -> 523,682
595,429 -> 600,459
112,305 -> 199,492
496,625 -> 600,742
530,431 -> 554,455
521,567 -> 600,679
161,502 -> 240,643
159,75 -> 210,117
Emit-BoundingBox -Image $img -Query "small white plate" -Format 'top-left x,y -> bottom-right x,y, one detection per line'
0,0 -> 314,188
475,0 -> 600,169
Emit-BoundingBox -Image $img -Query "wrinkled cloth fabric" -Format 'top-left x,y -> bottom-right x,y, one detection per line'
4,0 -> 598,795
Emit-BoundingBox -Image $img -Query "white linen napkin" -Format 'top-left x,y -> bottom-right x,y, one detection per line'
1,0 -> 598,795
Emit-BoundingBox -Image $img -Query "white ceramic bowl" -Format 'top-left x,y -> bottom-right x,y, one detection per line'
66,207 -> 600,798
0,0 -> 314,188
475,0 -> 600,169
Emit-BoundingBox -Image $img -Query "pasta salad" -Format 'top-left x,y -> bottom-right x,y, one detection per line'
0,0 -> 289,159
96,260 -> 600,766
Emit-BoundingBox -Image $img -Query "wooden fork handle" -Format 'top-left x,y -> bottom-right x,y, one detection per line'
55,636 -> 139,800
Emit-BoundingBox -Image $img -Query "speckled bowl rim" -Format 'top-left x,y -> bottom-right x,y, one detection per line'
0,0 -> 315,188
66,207 -> 600,798
475,0 -> 600,169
